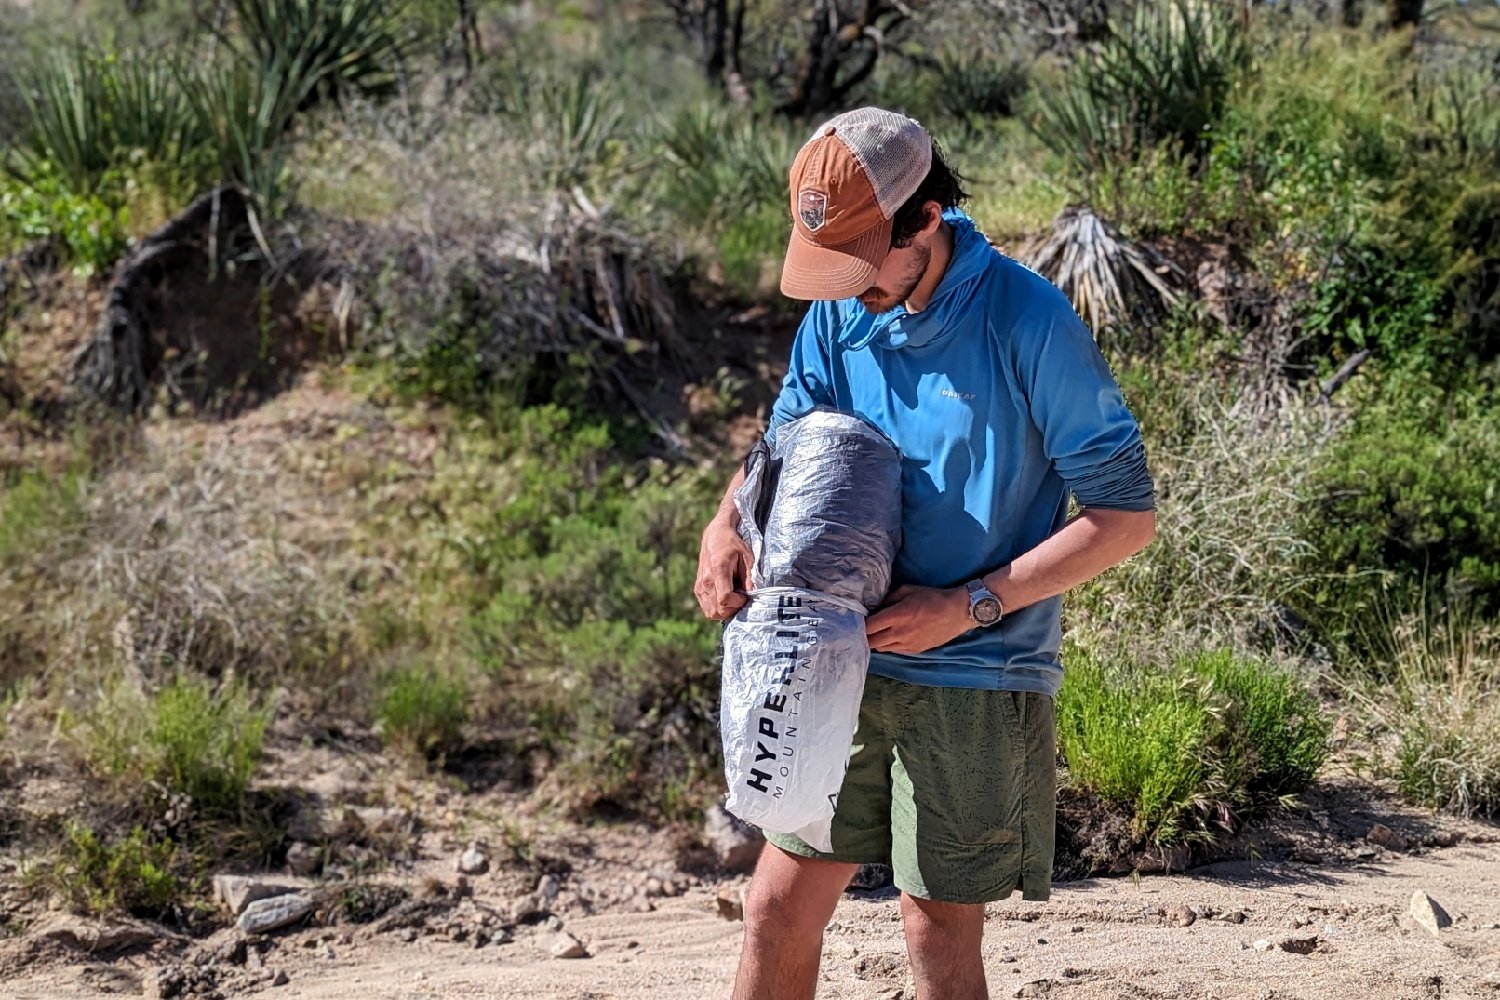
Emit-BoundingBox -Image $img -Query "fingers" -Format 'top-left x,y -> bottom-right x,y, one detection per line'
694,541 -> 753,621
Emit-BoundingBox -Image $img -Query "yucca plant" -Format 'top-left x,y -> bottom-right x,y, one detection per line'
933,46 -> 1031,120
478,62 -> 628,196
1019,205 -> 1183,337
220,0 -> 419,110
1032,0 -> 1250,177
182,58 -> 315,216
656,102 -> 794,231
8,48 -> 202,194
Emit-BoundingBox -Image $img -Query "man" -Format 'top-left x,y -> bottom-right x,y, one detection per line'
693,108 -> 1156,1000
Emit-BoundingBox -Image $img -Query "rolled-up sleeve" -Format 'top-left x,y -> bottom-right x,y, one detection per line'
1014,307 -> 1155,512
766,300 -> 838,445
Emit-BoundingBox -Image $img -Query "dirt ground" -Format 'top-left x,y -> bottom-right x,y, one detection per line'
2,792 -> 1497,1000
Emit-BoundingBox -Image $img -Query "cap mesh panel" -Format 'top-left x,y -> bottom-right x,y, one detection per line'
806,108 -> 931,220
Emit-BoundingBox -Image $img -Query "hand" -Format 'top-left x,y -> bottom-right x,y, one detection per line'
694,519 -> 753,620
865,584 -> 972,654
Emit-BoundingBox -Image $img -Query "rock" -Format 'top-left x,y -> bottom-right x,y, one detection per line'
286,842 -> 319,877
1289,847 -> 1324,864
1278,935 -> 1321,954
1166,904 -> 1196,928
200,933 -> 248,966
643,876 -> 665,898
213,875 -> 304,916
535,873 -> 561,907
549,931 -> 588,959
1353,845 -> 1380,859
34,917 -> 161,954
1219,910 -> 1248,924
457,845 -> 489,876
543,914 -> 564,931
1252,939 -> 1273,952
703,806 -> 765,872
237,894 -> 318,935
1367,824 -> 1410,851
716,886 -> 745,922
1409,890 -> 1452,936
271,969 -> 289,987
848,864 -> 893,890
628,896 -> 655,914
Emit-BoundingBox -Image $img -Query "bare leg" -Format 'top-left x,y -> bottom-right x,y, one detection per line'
731,845 -> 858,1000
900,893 -> 988,1000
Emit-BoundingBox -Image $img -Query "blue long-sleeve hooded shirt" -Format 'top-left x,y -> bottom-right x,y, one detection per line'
766,210 -> 1153,697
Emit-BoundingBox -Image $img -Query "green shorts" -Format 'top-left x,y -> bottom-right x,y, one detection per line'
766,673 -> 1056,904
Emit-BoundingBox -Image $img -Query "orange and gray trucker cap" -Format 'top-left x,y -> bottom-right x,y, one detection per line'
780,108 -> 933,301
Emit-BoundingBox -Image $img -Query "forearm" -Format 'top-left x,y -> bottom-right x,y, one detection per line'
710,467 -> 747,527
983,507 -> 1155,615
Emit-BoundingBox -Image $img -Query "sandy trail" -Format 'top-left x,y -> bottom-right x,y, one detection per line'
4,840 -> 1498,1000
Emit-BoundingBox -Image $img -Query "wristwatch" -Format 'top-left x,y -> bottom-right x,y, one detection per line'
965,579 -> 1003,627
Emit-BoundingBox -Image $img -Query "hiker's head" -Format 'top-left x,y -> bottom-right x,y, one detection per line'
780,107 -> 968,304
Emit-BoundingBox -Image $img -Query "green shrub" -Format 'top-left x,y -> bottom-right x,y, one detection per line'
1058,644 -> 1329,846
1058,652 -> 1211,844
0,169 -> 130,274
39,823 -> 183,919
1299,394 -> 1500,645
1441,183 -> 1500,365
0,468 -> 88,565
77,676 -> 269,817
376,666 -> 468,759
460,406 -> 722,817
1031,0 -> 1249,178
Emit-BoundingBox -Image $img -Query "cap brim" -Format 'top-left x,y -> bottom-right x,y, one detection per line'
779,218 -> 892,301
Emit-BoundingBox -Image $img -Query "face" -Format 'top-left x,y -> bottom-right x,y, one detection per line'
856,241 -> 931,315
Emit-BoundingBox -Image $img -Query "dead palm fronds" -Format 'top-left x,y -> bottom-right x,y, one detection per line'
1019,204 -> 1185,338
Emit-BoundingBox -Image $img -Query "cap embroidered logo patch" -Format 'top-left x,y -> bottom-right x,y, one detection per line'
798,189 -> 828,233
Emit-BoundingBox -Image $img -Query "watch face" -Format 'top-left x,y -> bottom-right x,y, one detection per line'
973,596 -> 1002,625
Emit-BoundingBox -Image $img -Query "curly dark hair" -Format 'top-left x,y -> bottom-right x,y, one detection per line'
890,140 -> 970,248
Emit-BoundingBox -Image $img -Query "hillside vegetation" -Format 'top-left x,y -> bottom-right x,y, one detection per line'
1,0 -> 1497,923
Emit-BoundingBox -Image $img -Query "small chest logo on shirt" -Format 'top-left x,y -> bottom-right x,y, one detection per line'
941,388 -> 977,401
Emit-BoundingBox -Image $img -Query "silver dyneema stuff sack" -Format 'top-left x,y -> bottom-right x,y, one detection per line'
720,410 -> 901,851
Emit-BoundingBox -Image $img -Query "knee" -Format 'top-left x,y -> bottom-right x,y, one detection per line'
743,878 -> 826,941
901,895 -> 983,945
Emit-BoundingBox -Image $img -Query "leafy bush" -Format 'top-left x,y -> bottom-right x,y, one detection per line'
77,676 -> 269,817
0,169 -> 130,274
460,406 -> 723,817
1031,0 -> 1249,178
1299,395 -> 1500,643
37,824 -> 182,919
1058,645 -> 1329,846
376,666 -> 468,759
1441,183 -> 1500,365
0,468 -> 87,565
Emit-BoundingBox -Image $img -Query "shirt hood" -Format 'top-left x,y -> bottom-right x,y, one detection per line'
841,209 -> 994,351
